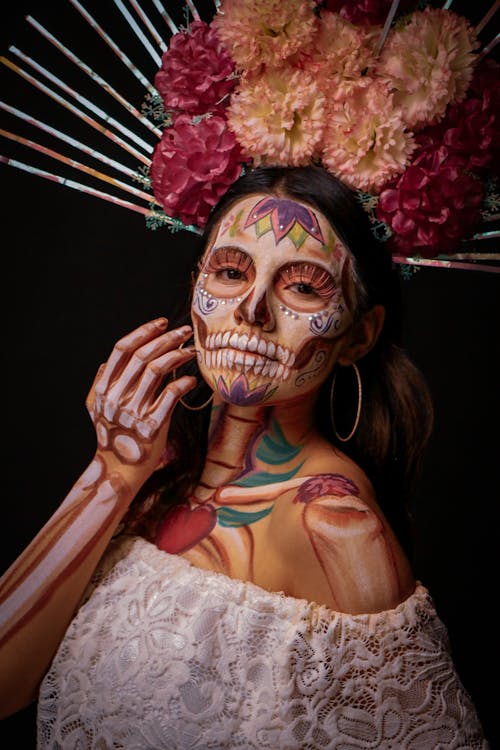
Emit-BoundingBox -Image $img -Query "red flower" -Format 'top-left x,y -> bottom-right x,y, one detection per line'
322,0 -> 413,26
416,59 -> 500,174
154,20 -> 237,116
150,114 -> 247,228
376,144 -> 484,257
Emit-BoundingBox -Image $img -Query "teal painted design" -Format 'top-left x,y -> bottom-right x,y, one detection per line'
217,505 -> 273,528
233,463 -> 304,487
256,419 -> 302,465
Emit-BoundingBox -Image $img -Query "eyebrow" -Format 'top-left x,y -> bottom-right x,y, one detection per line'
205,244 -> 253,261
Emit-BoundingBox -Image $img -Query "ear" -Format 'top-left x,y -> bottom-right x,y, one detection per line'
337,305 -> 385,366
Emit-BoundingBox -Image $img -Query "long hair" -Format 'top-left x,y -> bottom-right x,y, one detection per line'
126,165 -> 433,549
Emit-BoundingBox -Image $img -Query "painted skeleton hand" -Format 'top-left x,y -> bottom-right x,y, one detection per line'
85,318 -> 197,475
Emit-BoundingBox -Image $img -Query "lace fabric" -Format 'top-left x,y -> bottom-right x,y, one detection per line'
37,535 -> 488,749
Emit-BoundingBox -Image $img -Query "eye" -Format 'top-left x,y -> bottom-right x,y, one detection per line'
294,282 -> 315,295
203,248 -> 253,283
221,268 -> 244,281
201,246 -> 255,298
279,264 -> 336,299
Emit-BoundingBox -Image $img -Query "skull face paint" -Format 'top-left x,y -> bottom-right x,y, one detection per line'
191,195 -> 353,406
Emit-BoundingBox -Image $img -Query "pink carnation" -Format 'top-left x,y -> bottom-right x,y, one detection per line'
150,114 -> 247,227
213,0 -> 318,72
377,8 -> 478,131
321,77 -> 414,193
376,144 -> 484,257
154,20 -> 236,115
227,69 -> 326,166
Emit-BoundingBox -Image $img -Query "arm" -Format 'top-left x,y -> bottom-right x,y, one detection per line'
0,318 -> 196,717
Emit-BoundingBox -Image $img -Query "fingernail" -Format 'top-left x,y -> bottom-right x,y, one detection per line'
177,325 -> 192,336
155,317 -> 168,328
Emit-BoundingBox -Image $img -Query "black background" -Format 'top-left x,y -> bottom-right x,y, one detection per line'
1,1 -> 499,747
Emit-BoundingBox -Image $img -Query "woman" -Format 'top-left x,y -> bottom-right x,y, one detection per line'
0,166 -> 488,747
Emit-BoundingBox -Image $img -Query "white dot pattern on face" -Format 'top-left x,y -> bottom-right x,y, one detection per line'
198,281 -> 337,322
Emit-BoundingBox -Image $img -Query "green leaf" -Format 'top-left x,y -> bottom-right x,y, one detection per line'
256,419 -> 302,465
216,505 -> 273,528
233,462 -> 304,487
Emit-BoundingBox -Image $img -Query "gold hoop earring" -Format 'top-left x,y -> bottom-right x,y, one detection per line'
178,391 -> 214,411
173,341 -> 214,411
330,362 -> 362,442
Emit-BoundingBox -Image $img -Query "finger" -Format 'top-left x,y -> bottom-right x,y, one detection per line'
94,318 -> 169,398
126,346 -> 197,413
139,375 -> 198,439
106,325 -> 193,412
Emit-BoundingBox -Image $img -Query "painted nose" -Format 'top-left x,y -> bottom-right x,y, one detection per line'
234,289 -> 275,331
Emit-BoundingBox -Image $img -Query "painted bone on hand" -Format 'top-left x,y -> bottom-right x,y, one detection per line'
86,318 -> 197,474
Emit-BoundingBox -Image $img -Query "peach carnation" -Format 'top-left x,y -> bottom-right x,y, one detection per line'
213,0 -> 318,72
377,7 -> 478,131
227,69 -> 326,166
304,11 -> 378,81
321,77 -> 415,193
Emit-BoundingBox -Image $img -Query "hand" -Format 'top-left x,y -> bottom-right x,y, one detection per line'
86,318 -> 198,477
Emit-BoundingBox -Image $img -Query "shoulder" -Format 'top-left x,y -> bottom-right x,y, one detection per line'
269,441 -> 415,613
295,437 -> 379,510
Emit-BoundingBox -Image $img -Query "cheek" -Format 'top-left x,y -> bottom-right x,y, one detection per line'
279,294 -> 349,349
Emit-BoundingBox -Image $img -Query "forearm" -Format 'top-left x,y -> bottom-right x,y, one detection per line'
0,455 -> 137,717
0,319 -> 197,717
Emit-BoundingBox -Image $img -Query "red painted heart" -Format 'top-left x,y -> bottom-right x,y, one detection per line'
156,502 -> 217,554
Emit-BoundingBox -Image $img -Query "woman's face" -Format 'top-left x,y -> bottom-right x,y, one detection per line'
191,194 -> 354,406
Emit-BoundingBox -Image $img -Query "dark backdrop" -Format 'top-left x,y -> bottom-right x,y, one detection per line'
1,1 -> 499,747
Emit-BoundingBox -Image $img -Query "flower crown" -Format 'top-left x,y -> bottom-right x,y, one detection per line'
148,0 -> 499,265
1,0 -> 498,272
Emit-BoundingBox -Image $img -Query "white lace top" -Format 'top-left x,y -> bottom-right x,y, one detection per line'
37,535 -> 488,749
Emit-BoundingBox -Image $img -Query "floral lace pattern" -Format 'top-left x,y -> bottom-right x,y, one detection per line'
37,536 -> 488,749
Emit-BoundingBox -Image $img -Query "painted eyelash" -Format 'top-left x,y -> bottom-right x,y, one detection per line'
204,248 -> 253,274
280,264 -> 336,297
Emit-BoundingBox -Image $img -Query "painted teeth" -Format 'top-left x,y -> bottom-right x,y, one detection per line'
203,347 -> 291,382
205,331 -> 291,364
248,335 -> 258,352
257,339 -> 267,356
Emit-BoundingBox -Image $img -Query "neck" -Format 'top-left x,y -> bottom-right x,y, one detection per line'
193,392 -> 319,503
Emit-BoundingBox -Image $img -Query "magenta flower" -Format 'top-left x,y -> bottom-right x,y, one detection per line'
323,0 -> 413,26
154,20 -> 237,116
376,144 -> 484,256
150,113 -> 246,227
415,59 -> 500,174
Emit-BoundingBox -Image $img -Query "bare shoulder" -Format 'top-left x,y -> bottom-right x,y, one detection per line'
267,439 -> 415,614
298,436 -> 380,508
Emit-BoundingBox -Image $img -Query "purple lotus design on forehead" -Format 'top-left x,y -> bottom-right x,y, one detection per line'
217,373 -> 275,406
244,197 -> 324,249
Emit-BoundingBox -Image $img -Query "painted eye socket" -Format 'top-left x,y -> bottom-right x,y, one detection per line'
274,263 -> 338,312
202,247 -> 255,296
